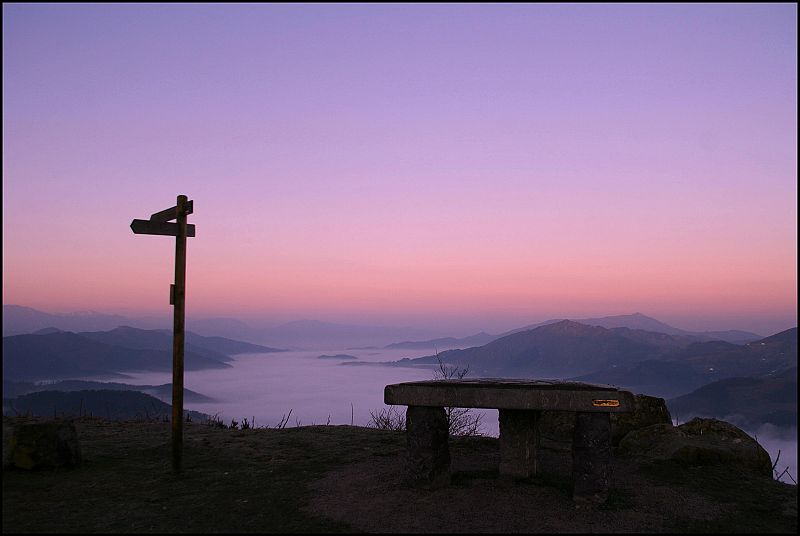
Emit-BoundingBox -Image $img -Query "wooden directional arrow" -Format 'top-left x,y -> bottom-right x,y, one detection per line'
150,200 -> 194,222
130,219 -> 196,237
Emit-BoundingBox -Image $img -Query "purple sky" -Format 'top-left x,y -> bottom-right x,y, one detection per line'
2,3 -> 797,335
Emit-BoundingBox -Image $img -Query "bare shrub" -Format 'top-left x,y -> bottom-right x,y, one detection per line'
772,449 -> 797,485
434,353 -> 483,437
275,409 -> 292,430
205,412 -> 227,428
368,351 -> 483,436
369,405 -> 406,431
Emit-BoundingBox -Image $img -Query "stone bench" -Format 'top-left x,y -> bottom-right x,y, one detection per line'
384,378 -> 635,502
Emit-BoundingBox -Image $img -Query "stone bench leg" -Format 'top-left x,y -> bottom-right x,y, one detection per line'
572,411 -> 611,502
499,409 -> 540,478
405,405 -> 450,487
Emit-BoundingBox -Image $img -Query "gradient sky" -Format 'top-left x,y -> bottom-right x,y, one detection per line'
2,3 -> 797,335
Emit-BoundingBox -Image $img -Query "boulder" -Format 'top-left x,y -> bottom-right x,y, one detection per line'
3,418 -> 81,470
618,417 -> 772,477
611,394 -> 672,445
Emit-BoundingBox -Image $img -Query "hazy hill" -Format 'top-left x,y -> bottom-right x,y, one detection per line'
178,330 -> 285,355
33,327 -> 65,335
497,313 -> 676,337
668,367 -> 797,429
572,313 -> 763,342
675,339 -> 741,357
2,305 -> 266,345
2,323 -> 291,381
574,341 -> 747,398
2,379 -> 215,404
572,329 -> 797,398
79,326 -> 233,362
500,313 -> 762,344
149,318 -> 441,349
399,323 -> 796,397
3,305 -> 445,349
384,313 -> 763,351
2,390 -> 209,421
2,305 -> 136,336
694,329 -> 766,344
674,327 -> 797,380
385,332 -> 496,350
574,360 -> 707,399
5,306 -> 766,351
173,318 -> 441,349
401,320 -> 681,377
185,316 -> 265,343
79,326 -> 284,359
2,331 -> 231,381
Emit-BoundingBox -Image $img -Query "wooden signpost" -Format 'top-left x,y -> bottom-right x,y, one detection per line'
130,195 -> 194,472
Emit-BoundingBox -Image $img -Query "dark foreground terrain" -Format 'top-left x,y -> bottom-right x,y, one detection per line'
2,417 -> 797,533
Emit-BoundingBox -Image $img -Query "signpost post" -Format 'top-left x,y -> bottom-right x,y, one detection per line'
131,195 -> 194,473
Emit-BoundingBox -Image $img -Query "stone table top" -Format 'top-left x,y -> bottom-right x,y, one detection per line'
384,378 -> 635,412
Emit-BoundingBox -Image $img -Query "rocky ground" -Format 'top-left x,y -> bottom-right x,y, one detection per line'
2,416 -> 797,533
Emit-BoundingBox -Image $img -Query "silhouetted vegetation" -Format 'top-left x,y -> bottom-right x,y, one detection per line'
369,353 -> 483,436
368,405 -> 405,431
772,449 -> 798,485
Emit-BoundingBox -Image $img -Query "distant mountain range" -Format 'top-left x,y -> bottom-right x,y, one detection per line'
385,332 -> 496,350
2,326 -> 284,381
400,320 -> 685,377
2,306 -> 768,350
580,327 -> 798,398
3,305 -> 141,335
398,321 -> 797,399
78,325 -> 283,359
498,313 -> 764,344
2,305 -> 441,349
385,313 -> 763,351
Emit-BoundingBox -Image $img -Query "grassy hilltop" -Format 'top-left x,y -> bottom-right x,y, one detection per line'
2,417 -> 797,533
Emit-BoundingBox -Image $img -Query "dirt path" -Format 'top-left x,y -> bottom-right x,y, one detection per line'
305,437 -> 730,533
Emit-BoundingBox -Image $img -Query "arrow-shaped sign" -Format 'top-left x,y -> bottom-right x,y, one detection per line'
150,200 -> 194,222
130,219 -> 196,237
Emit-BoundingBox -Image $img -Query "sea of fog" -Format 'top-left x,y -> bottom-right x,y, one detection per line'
117,348 -> 796,485
117,349 -> 497,431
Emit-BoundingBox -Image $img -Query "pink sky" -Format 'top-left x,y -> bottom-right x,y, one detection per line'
2,4 -> 797,335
